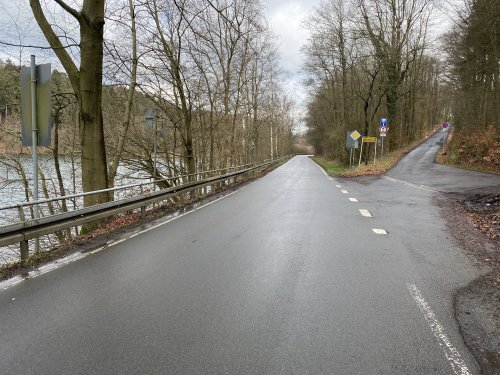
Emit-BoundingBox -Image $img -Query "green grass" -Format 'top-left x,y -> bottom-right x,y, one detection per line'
310,140 -> 424,178
310,156 -> 349,175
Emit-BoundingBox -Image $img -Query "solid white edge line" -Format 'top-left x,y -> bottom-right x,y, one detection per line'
349,198 -> 358,202
1,186 -> 246,291
359,209 -> 372,218
312,158 -> 329,178
407,284 -> 472,375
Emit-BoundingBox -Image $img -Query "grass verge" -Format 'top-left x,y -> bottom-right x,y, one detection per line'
311,140 -> 423,177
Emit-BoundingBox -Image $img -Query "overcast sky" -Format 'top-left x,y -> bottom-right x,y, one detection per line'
0,0 -> 458,119
264,0 -> 322,106
0,0 -> 319,106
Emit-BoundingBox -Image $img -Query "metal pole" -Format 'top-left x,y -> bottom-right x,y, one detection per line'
349,148 -> 353,168
30,55 -> 39,253
270,124 -> 274,160
358,141 -> 364,166
374,140 -> 377,165
153,115 -> 157,192
381,137 -> 384,158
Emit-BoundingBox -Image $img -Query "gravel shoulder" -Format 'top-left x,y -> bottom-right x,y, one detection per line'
437,191 -> 499,374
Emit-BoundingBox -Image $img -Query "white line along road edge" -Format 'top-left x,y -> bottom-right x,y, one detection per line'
407,284 -> 473,375
1,186 -> 246,291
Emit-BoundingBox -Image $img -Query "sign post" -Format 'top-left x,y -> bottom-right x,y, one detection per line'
20,55 -> 52,255
30,56 -> 39,254
145,108 -> 157,191
379,118 -> 388,158
346,130 -> 360,168
358,136 -> 377,166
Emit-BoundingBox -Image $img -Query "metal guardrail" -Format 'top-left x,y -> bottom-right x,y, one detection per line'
0,162 -> 256,211
0,158 -> 287,260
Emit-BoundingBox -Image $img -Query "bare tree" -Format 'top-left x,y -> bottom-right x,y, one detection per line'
29,0 -> 109,230
358,0 -> 433,148
105,0 -> 140,188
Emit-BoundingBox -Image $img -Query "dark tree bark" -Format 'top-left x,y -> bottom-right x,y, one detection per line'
30,0 -> 109,231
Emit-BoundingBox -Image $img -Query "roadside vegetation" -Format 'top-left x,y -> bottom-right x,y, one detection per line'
303,0 -> 498,174
437,126 -> 500,176
0,0 -> 296,264
310,135 -> 435,177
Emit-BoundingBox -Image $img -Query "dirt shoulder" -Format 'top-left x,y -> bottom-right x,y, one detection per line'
437,191 -> 499,374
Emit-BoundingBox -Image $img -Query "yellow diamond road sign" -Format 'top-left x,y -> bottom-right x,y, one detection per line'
350,130 -> 361,141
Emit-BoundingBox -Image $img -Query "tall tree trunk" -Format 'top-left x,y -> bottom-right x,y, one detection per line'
30,0 -> 109,232
80,13 -> 109,208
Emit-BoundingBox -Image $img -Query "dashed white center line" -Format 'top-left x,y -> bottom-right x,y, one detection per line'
372,228 -> 388,234
336,184 -> 342,188
349,198 -> 358,202
383,176 -> 439,193
359,209 -> 372,217
341,190 -> 348,194
407,284 -> 472,375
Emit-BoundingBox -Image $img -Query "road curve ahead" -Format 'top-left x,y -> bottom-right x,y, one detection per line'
0,151 -> 490,374
386,128 -> 499,193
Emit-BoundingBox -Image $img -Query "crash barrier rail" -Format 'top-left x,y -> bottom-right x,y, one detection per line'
0,157 -> 289,261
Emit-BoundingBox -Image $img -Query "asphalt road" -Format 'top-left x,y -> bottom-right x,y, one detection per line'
1,130 -> 498,374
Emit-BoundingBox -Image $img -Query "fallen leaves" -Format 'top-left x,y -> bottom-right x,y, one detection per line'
442,126 -> 500,175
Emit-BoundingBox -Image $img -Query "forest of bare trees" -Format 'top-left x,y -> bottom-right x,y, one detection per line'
303,0 -> 498,165
0,0 -> 296,212
0,0 -> 497,218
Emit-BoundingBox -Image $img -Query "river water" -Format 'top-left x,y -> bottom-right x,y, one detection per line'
0,154 -> 152,264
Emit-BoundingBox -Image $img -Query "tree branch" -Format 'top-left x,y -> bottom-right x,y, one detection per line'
54,0 -> 81,21
29,0 -> 80,94
0,40 -> 79,50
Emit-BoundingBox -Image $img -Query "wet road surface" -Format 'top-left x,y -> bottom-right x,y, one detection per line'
1,130 -> 498,374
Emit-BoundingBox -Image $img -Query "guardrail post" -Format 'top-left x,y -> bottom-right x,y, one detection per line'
20,240 -> 29,262
18,207 -> 29,261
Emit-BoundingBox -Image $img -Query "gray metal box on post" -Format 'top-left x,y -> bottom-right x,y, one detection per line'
20,63 -> 52,146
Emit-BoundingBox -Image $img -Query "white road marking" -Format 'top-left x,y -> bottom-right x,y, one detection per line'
0,187 -> 244,292
359,209 -> 372,217
349,198 -> 358,202
336,184 -> 342,188
407,284 -> 472,375
341,190 -> 348,194
372,228 -> 387,234
383,176 -> 439,193
312,159 -> 330,177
